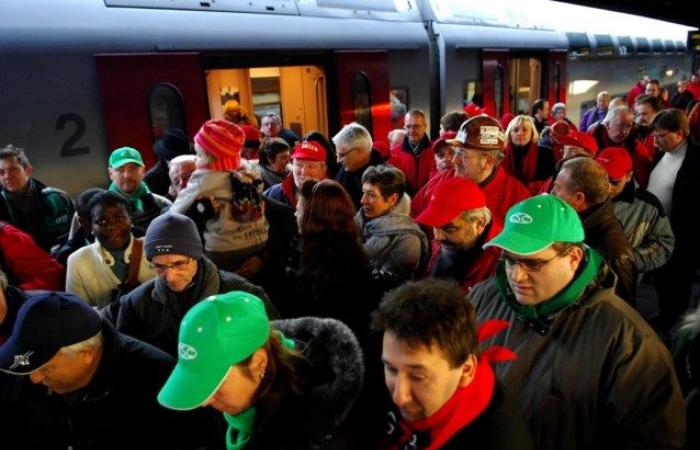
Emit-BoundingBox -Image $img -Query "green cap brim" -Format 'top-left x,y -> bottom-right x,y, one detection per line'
158,363 -> 229,411
111,158 -> 144,168
483,229 -> 553,255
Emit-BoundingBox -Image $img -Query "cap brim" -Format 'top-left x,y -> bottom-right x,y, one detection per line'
415,204 -> 459,228
158,362 -> 229,411
111,158 -> 145,168
444,138 -> 463,146
0,338 -> 53,375
483,229 -> 553,255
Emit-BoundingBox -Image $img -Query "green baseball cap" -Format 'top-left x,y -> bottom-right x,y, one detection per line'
109,146 -> 145,168
483,194 -> 584,255
158,291 -> 271,410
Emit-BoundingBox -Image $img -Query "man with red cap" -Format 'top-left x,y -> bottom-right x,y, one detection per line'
538,128 -> 599,194
412,115 -> 530,224
263,140 -> 327,208
171,119 -> 269,274
596,147 -> 674,275
416,177 -> 503,292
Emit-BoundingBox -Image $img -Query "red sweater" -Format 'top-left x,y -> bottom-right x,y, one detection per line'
0,222 -> 64,290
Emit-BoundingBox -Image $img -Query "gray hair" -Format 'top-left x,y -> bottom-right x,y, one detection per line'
168,154 -> 196,168
460,207 -> 492,226
332,122 -> 373,153
551,103 -> 566,116
602,106 -> 632,126
596,91 -> 610,101
59,331 -> 103,357
262,113 -> 282,125
0,269 -> 7,291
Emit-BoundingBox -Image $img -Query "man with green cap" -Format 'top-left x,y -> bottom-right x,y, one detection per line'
469,194 -> 685,450
158,290 -> 364,449
108,146 -> 171,234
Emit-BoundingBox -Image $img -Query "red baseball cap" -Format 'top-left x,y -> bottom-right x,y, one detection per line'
415,177 -> 486,227
596,147 -> 632,180
557,131 -> 598,155
292,141 -> 327,162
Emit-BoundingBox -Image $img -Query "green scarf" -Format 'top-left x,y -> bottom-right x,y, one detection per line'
495,246 -> 603,320
108,181 -> 150,212
223,331 -> 297,450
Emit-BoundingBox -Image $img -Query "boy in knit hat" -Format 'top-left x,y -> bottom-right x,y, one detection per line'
170,120 -> 269,276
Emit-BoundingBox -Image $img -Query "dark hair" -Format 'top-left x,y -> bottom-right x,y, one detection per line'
260,138 -> 290,168
560,156 -> 609,206
647,79 -> 661,87
361,165 -> 405,200
372,278 -> 480,368
76,188 -> 106,218
530,98 -> 548,116
634,94 -> 663,112
304,130 -> 339,176
301,179 -> 357,236
440,111 -> 468,132
239,330 -> 306,412
652,108 -> 690,136
88,190 -> 130,220
406,108 -> 427,122
0,144 -> 30,167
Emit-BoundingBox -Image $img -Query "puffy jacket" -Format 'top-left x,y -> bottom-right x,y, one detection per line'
388,135 -> 434,194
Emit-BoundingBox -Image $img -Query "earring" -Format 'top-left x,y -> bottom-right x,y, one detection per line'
259,371 -> 265,380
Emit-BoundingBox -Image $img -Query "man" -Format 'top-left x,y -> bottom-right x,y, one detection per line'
0,144 -> 74,251
596,147 -> 674,275
167,154 -> 196,200
687,72 -> 700,100
107,146 -> 171,234
373,278 -> 534,449
0,291 -> 201,449
388,109 -> 433,193
589,106 -> 653,188
627,75 -> 650,107
0,222 -> 64,291
633,94 -> 664,155
551,157 -> 637,305
116,212 -> 275,357
644,78 -> 661,98
412,115 -> 530,224
439,110 -> 468,135
264,140 -> 327,207
415,177 -> 502,292
671,79 -> 694,111
260,112 -> 299,148
145,127 -> 191,197
647,108 -> 700,334
579,91 -> 610,132
529,98 -> 549,133
469,194 -> 685,450
333,122 -> 386,209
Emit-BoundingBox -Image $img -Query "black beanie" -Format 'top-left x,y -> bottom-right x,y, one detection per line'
145,212 -> 203,260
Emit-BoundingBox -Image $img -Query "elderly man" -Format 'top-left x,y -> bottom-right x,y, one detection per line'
469,194 -> 685,450
0,291 -> 203,449
647,108 -> 700,334
333,122 -> 386,209
590,106 -> 653,188
580,91 -> 611,132
264,140 -> 327,207
116,212 -> 275,357
415,177 -> 502,292
412,115 -> 530,224
167,154 -> 196,200
260,112 -> 299,148
0,144 -> 74,251
107,146 -> 171,234
551,157 -> 637,305
373,278 -> 533,449
388,109 -> 433,193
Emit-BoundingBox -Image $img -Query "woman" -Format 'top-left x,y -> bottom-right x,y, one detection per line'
158,291 -> 364,450
355,166 -> 428,284
502,114 -> 555,194
258,138 -> 291,189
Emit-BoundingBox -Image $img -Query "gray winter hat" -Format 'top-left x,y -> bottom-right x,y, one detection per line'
145,212 -> 203,260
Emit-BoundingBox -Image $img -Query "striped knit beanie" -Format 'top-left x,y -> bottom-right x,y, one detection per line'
194,119 -> 244,172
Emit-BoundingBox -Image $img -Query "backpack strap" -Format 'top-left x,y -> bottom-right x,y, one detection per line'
125,238 -> 143,288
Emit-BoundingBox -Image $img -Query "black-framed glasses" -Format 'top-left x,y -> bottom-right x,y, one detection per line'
500,253 -> 559,273
337,147 -> 358,159
148,257 -> 192,273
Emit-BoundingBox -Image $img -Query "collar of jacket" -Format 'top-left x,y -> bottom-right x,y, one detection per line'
151,256 -> 221,308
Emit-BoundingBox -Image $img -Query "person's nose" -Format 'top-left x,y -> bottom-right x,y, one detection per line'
391,376 -> 412,407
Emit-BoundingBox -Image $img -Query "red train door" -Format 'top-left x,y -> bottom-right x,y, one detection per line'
334,51 -> 391,144
482,50 -> 510,119
546,50 -> 568,106
95,53 -> 209,167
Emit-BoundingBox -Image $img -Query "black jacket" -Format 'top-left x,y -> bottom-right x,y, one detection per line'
334,150 -> 387,209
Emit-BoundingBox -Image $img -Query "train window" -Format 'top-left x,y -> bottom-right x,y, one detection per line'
652,39 -> 664,54
566,32 -> 591,58
462,80 -> 482,107
390,87 -> 409,128
351,72 -> 373,136
552,63 -> 561,104
636,37 -> 651,54
594,34 -> 614,57
665,40 -> 676,54
148,83 -> 186,142
494,66 -> 504,118
617,36 -> 634,56
677,40 -> 688,54
251,71 -> 283,119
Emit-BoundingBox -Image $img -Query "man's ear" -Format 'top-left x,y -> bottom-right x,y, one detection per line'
458,353 -> 478,387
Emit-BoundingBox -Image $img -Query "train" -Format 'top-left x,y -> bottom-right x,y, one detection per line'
0,0 -> 696,195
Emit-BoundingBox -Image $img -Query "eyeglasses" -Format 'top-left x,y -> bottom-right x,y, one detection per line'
452,148 -> 481,161
148,257 -> 192,273
337,147 -> 358,159
501,253 -> 560,272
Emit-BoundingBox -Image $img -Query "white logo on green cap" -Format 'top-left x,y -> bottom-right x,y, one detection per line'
179,343 -> 197,360
509,212 -> 533,224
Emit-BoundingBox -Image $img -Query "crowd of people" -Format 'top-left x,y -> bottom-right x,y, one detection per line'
1,74 -> 700,449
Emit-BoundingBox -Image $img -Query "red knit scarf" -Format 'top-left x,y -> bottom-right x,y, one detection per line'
504,142 -> 539,182
384,320 -> 516,450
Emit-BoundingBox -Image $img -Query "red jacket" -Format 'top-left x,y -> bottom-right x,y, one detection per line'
0,222 -> 64,290
590,124 -> 654,188
627,81 -> 645,107
388,135 -> 434,194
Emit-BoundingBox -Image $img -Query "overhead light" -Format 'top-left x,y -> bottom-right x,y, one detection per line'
568,80 -> 599,95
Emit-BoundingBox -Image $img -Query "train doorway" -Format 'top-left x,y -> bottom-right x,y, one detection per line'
508,57 -> 543,115
205,65 -> 328,138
